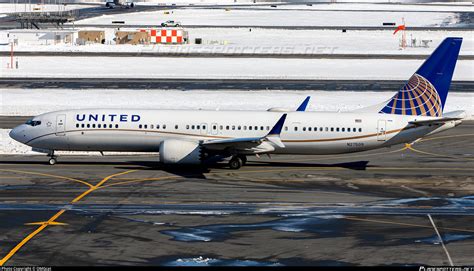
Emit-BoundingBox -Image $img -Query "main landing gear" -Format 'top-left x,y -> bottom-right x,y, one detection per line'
48,151 -> 57,165
228,155 -> 247,170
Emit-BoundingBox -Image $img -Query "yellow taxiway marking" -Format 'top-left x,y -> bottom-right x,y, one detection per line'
344,216 -> 474,234
24,221 -> 68,226
0,169 -> 93,188
0,170 -> 136,266
406,144 -> 474,161
97,176 -> 178,189
419,133 -> 474,143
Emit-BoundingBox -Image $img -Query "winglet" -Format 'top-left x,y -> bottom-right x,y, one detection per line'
266,114 -> 287,148
267,114 -> 287,136
296,96 -> 311,112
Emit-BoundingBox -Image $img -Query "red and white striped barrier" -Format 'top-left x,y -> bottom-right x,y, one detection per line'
140,28 -> 187,44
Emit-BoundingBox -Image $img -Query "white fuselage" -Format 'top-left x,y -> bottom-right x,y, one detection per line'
10,109 -> 456,155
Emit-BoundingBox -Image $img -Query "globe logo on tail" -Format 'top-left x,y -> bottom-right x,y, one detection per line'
379,74 -> 442,117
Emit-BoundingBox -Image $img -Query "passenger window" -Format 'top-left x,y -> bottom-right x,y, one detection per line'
98,124 -> 101,128
238,126 -> 241,130
260,126 -> 264,131
284,126 -> 288,131
342,128 -> 345,132
254,126 -> 258,130
157,124 -> 160,129
144,125 -> 148,129
202,125 -> 206,130
76,123 -> 79,128
197,125 -> 200,130
115,124 -> 119,128
139,124 -> 142,129
243,126 -> 247,130
81,124 -> 85,128
353,128 -> 356,132
163,125 -> 166,129
303,127 -> 306,131
330,127 -> 334,132
266,126 -> 270,130
249,126 -> 253,130
226,125 -> 230,130
186,125 -> 189,129
213,125 -> 217,130
232,126 -> 235,130
219,125 -> 223,130
191,125 -> 195,129
87,124 -> 90,128
359,128 -> 362,132
151,125 -> 154,129
175,125 -> 178,129
294,127 -> 298,132
308,127 -> 312,131
103,124 -> 107,129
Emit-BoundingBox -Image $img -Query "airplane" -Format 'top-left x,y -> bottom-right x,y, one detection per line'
105,0 -> 135,9
9,37 -> 466,169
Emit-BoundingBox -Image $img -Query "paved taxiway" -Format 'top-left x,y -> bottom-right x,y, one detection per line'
1,79 -> 473,92
0,121 -> 473,265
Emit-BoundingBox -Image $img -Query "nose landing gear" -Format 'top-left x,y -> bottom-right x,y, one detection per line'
48,151 -> 57,165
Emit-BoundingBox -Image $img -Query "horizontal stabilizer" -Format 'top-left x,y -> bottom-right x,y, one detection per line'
409,117 -> 462,126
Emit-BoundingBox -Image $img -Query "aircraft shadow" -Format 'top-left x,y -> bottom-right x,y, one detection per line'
246,160 -> 370,170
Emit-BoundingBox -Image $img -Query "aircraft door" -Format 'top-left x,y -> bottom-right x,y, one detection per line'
377,120 -> 387,141
56,114 -> 66,136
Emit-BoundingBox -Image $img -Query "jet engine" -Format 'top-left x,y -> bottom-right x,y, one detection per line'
159,139 -> 203,164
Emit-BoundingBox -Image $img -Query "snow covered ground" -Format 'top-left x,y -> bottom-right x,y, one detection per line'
75,8 -> 460,27
238,3 -> 474,12
1,56 -> 472,81
2,88 -> 472,116
1,88 -> 472,154
0,3 -> 95,14
1,29 -> 472,56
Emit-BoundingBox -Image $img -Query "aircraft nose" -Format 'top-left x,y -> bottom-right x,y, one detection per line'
9,126 -> 26,143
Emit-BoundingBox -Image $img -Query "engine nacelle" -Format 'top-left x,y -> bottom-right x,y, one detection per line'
159,139 -> 202,164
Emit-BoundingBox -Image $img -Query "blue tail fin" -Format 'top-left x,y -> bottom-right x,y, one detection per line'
379,37 -> 462,117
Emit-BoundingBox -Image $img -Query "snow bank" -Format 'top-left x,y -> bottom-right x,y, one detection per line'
0,3 -> 95,14
244,3 -> 474,12
1,56 -> 472,81
75,8 -> 460,27
2,88 -> 472,116
1,29 -> 472,56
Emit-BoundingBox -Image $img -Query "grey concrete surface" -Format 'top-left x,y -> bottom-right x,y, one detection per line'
0,121 -> 473,265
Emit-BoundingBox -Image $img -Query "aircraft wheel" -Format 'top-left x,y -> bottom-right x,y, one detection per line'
49,157 -> 57,165
229,156 -> 243,170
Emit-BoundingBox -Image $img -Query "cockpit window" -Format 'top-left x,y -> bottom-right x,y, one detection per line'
25,119 -> 41,126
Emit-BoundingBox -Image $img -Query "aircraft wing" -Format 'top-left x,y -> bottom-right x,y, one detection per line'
202,114 -> 287,151
409,117 -> 463,126
202,137 -> 264,150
